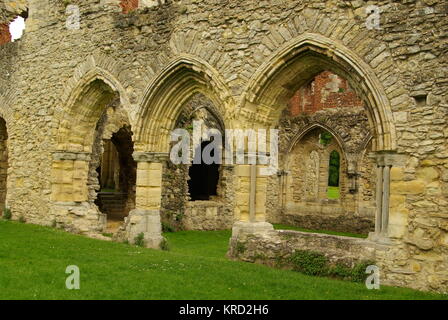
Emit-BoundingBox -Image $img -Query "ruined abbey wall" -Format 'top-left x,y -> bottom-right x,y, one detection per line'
0,0 -> 447,292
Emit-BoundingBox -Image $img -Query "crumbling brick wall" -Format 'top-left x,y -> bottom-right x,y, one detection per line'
120,0 -> 139,13
0,24 -> 11,45
288,71 -> 364,116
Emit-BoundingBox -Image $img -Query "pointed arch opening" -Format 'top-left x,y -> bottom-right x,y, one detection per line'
328,150 -> 341,200
244,33 -> 396,152
52,75 -> 135,233
268,67 -> 377,236
135,57 -> 232,153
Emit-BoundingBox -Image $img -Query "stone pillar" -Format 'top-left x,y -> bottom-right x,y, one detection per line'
50,151 -> 105,233
124,152 -> 167,249
231,153 -> 274,238
375,164 -> 383,234
381,164 -> 391,236
369,152 -> 406,242
51,151 -> 91,202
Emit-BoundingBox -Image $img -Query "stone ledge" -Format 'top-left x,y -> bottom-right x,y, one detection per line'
52,151 -> 91,161
133,152 -> 169,163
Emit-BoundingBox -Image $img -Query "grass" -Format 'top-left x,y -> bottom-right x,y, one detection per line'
273,224 -> 367,239
327,186 -> 340,199
0,220 -> 446,300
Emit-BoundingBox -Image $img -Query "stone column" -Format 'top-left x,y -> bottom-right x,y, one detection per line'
375,164 -> 384,234
124,152 -> 167,249
231,152 -> 274,237
51,151 -> 91,203
50,151 -> 105,233
381,164 -> 391,236
369,152 -> 406,242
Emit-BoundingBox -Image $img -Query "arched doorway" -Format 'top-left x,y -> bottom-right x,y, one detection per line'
95,125 -> 136,232
272,70 -> 377,235
188,140 -> 220,201
89,106 -> 137,233
51,76 -> 134,234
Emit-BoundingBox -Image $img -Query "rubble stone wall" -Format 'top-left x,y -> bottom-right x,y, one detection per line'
0,0 -> 446,292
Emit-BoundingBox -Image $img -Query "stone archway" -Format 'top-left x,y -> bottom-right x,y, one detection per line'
234,34 -> 397,240
91,106 -> 137,233
51,74 -> 132,234
119,57 -> 234,247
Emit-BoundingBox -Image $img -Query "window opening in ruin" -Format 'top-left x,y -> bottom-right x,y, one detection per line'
188,140 -> 220,201
327,150 -> 340,199
9,10 -> 28,42
319,131 -> 333,146
95,127 -> 136,231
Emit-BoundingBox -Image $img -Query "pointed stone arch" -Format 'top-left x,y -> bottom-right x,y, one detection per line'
56,65 -> 132,153
135,55 -> 234,153
286,123 -> 346,155
242,33 -> 397,152
51,64 -> 134,234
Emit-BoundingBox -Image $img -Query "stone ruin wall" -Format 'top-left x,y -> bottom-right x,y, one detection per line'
265,76 -> 378,234
0,0 -> 446,292
161,93 -> 235,231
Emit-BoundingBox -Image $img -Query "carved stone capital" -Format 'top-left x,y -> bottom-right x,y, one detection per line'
369,151 -> 407,167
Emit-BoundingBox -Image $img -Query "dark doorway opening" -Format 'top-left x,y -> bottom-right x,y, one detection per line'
188,141 -> 220,201
95,126 -> 136,230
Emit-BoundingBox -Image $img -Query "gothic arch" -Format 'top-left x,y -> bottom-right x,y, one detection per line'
242,33 -> 396,152
56,68 -> 131,153
286,123 -> 346,155
135,55 -> 234,153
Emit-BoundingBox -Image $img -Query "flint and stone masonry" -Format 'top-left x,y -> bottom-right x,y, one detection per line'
0,0 -> 447,293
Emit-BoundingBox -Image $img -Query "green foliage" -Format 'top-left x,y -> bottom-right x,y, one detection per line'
290,250 -> 329,276
236,242 -> 246,254
328,150 -> 340,187
162,221 -> 175,233
160,238 -> 170,251
319,131 -> 333,146
102,233 -> 113,238
327,186 -> 340,199
134,233 -> 145,247
290,250 -> 376,283
2,208 -> 11,220
350,261 -> 376,283
18,216 -> 26,223
51,219 -> 57,228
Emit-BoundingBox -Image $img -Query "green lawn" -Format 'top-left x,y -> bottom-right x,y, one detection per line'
327,186 -> 340,199
0,220 -> 446,300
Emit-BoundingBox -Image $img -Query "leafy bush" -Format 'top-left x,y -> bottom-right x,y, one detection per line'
2,208 -> 11,220
162,221 -> 175,233
290,250 -> 374,282
160,238 -> 170,251
236,242 -> 246,254
349,261 -> 375,283
330,264 -> 352,280
134,233 -> 145,247
290,250 -> 328,276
